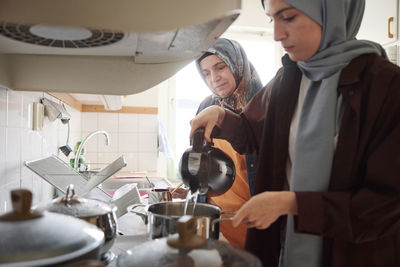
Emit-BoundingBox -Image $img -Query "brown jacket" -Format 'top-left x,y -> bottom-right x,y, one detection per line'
219,53 -> 400,267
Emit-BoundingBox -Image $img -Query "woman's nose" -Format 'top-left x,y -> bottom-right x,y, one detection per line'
273,22 -> 286,41
211,71 -> 220,83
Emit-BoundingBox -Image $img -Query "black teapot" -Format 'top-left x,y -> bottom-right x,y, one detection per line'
179,128 -> 235,196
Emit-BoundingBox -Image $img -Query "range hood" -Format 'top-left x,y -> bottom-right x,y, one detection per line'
0,0 -> 241,95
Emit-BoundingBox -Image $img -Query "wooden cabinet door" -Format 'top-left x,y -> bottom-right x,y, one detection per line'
357,0 -> 398,46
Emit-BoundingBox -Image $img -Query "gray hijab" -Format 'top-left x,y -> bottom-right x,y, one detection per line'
282,1 -> 385,267
290,0 -> 386,80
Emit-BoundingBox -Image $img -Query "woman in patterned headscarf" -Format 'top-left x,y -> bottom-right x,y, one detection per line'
195,38 -> 263,248
196,38 -> 263,114
189,0 -> 400,266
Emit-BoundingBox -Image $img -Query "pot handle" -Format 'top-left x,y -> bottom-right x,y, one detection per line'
0,189 -> 42,221
211,211 -> 235,232
128,204 -> 148,224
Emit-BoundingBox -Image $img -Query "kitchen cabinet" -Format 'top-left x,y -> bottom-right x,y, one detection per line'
357,0 -> 398,46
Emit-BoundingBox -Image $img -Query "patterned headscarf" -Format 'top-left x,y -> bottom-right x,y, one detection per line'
196,38 -> 263,112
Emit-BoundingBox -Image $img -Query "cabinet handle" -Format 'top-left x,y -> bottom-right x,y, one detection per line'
388,17 -> 394,38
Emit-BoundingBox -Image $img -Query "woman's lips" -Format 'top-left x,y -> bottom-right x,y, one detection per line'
215,83 -> 227,90
284,46 -> 294,52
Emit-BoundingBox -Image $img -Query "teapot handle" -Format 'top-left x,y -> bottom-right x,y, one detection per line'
193,126 -> 221,152
192,127 -> 205,152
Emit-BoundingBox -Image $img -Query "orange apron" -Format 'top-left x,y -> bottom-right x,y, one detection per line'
208,139 -> 250,248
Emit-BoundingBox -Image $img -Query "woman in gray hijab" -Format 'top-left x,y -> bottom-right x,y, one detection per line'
189,0 -> 400,266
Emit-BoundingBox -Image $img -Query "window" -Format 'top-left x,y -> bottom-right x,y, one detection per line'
173,34 -> 279,176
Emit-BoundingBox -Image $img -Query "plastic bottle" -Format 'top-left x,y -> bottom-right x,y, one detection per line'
69,140 -> 86,169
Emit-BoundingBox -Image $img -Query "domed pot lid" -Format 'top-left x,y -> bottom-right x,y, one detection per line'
0,189 -> 104,266
116,216 -> 262,267
38,184 -> 114,218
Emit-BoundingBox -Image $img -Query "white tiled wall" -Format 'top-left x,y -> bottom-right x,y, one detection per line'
81,112 -> 158,172
0,87 -> 81,214
0,86 -> 160,215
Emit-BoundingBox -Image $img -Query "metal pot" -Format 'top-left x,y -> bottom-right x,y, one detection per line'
129,202 -> 233,240
148,188 -> 173,204
116,216 -> 262,267
36,185 -> 117,263
0,189 -> 104,266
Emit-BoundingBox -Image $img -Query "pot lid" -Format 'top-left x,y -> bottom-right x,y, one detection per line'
117,237 -> 262,267
38,184 -> 114,217
0,189 -> 104,266
116,216 -> 262,267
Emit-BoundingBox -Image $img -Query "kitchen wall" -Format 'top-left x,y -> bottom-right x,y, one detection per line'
0,85 -> 160,214
80,111 -> 158,172
0,86 -> 82,213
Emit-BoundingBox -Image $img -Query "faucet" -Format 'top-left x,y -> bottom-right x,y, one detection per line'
74,130 -> 110,171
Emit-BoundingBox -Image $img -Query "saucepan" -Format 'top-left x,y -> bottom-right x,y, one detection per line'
129,201 -> 234,239
36,184 -> 118,263
147,188 -> 173,203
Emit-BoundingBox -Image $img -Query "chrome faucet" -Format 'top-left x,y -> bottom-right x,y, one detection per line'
74,130 -> 110,170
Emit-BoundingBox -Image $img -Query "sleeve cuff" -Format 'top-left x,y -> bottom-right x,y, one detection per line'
294,192 -> 324,235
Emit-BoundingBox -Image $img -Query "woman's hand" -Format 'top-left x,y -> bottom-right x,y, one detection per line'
232,191 -> 298,230
190,106 -> 226,142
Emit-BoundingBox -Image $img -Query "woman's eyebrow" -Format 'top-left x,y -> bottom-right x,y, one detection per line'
201,61 -> 225,72
214,61 -> 226,67
267,7 -> 296,17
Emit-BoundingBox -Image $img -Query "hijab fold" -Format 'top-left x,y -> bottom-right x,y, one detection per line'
282,1 -> 385,267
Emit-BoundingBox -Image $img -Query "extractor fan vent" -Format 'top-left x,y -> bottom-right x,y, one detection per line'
0,22 -> 124,48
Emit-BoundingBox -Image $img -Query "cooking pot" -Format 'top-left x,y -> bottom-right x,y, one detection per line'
36,184 -> 118,263
148,188 -> 173,204
116,216 -> 262,267
179,127 -> 235,196
0,189 -> 104,266
129,201 -> 234,240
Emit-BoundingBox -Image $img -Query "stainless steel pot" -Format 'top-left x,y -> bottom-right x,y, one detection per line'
36,185 -> 117,262
129,202 -> 234,239
0,189 -> 104,266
